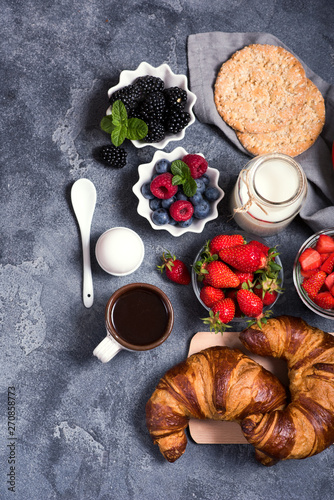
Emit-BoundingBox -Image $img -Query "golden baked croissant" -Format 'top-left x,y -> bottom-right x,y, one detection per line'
145,346 -> 286,462
240,315 -> 334,466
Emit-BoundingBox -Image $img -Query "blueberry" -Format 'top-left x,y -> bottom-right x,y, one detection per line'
176,191 -> 188,201
155,159 -> 171,174
189,192 -> 203,205
152,208 -> 170,225
178,216 -> 194,228
194,200 -> 211,219
204,186 -> 220,201
161,196 -> 176,209
141,182 -> 154,199
149,198 -> 162,210
195,178 -> 206,194
200,174 -> 210,186
168,217 -> 178,226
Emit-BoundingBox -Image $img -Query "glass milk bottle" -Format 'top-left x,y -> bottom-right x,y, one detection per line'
230,153 -> 308,236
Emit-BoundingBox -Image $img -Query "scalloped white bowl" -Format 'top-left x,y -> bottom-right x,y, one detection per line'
106,62 -> 197,149
132,147 -> 225,237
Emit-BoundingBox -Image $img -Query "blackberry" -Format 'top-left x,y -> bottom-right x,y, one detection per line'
144,119 -> 165,143
97,145 -> 127,168
139,92 -> 166,122
109,84 -> 142,112
163,87 -> 187,110
134,75 -> 164,94
164,109 -> 191,134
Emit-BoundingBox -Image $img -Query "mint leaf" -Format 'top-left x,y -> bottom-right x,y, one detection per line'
183,176 -> 197,197
126,118 -> 148,140
171,160 -> 187,177
100,100 -> 148,147
171,175 -> 183,186
100,115 -> 115,134
112,100 -> 128,124
171,160 -> 197,197
111,124 -> 127,147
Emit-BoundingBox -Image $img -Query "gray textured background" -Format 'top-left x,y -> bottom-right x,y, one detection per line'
1,1 -> 334,499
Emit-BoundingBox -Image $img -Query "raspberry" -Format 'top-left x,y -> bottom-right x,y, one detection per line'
97,145 -> 127,168
182,154 -> 208,179
169,200 -> 194,222
150,173 -> 178,199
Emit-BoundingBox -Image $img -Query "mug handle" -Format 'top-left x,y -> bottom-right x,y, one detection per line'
93,336 -> 122,363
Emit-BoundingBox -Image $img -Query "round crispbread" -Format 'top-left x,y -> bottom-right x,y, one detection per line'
214,44 -> 308,133
236,79 -> 325,157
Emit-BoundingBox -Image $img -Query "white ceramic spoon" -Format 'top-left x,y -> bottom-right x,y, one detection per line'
71,178 -> 97,308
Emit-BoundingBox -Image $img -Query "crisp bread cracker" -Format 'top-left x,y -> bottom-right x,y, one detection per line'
236,79 -> 325,157
214,44 -> 307,134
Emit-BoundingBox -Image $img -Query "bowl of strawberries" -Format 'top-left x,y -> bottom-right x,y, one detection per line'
293,228 -> 334,319
192,232 -> 284,332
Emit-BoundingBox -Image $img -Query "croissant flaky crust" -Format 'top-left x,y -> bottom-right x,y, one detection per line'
145,346 -> 286,462
240,315 -> 334,466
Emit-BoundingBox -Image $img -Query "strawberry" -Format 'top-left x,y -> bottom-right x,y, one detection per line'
254,287 -> 278,306
202,298 -> 235,333
320,252 -> 334,274
211,298 -> 235,324
313,291 -> 334,309
219,243 -> 267,273
200,286 -> 225,308
182,154 -> 208,179
209,234 -> 245,255
301,270 -> 327,299
202,260 -> 240,289
248,240 -> 270,256
298,247 -> 322,271
158,251 -> 190,285
236,289 -> 264,322
235,271 -> 254,287
320,252 -> 330,263
225,290 -> 242,316
300,268 -> 320,279
325,272 -> 334,291
315,234 -> 334,254
150,173 -> 178,199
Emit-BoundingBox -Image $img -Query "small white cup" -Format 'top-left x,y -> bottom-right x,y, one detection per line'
95,227 -> 144,276
93,283 -> 174,363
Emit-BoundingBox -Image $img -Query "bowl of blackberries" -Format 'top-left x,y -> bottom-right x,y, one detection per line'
132,147 -> 225,236
105,62 -> 197,150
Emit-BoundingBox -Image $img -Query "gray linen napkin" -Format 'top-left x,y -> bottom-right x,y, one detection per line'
187,32 -> 334,232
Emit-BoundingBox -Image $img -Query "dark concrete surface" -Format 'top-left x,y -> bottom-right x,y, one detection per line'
1,1 -> 334,499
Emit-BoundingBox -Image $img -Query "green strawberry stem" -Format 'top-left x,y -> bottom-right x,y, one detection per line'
192,240 -> 218,278
157,251 -> 175,273
246,310 -> 272,329
202,311 -> 231,334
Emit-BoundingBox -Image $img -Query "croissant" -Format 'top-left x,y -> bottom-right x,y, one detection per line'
240,315 -> 334,466
145,346 -> 286,462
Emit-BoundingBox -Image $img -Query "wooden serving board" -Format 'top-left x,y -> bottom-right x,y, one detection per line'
187,330 -> 334,445
187,331 -> 289,445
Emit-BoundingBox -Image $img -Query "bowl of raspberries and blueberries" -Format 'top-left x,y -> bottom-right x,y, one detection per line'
96,62 -> 197,169
132,147 -> 225,237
